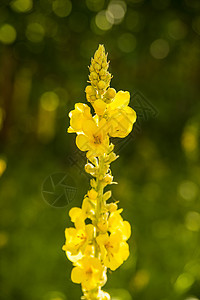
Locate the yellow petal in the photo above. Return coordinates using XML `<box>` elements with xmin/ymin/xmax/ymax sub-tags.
<box><xmin>66</xmin><ymin>251</ymin><xmax>83</xmax><ymax>263</ymax></box>
<box><xmin>109</xmin><ymin>91</ymin><xmax>130</xmax><ymax>110</ymax></box>
<box><xmin>74</xmin><ymin>218</ymin><xmax>85</xmax><ymax>230</ymax></box>
<box><xmin>93</xmin><ymin>99</ymin><xmax>107</xmax><ymax>115</ymax></box>
<box><xmin>82</xmin><ymin>198</ymin><xmax>95</xmax><ymax>216</ymax></box>
<box><xmin>71</xmin><ymin>266</ymin><xmax>84</xmax><ymax>283</ymax></box>
<box><xmin>67</xmin><ymin>126</ymin><xmax>75</xmax><ymax>133</ymax></box>
<box><xmin>108</xmin><ymin>108</ymin><xmax>136</xmax><ymax>138</ymax></box>
<box><xmin>96</xmin><ymin>233</ymin><xmax>109</xmax><ymax>246</ymax></box>
<box><xmin>70</xmin><ymin>113</ymin><xmax>83</xmax><ymax>131</ymax></box>
<box><xmin>76</xmin><ymin>134</ymin><xmax>89</xmax><ymax>151</ymax></box>
<box><xmin>105</xmin><ymin>255</ymin><xmax>122</xmax><ymax>271</ymax></box>
<box><xmin>82</xmin><ymin>120</ymin><xmax>98</xmax><ymax>137</ymax></box>
<box><xmin>75</xmin><ymin>103</ymin><xmax>91</xmax><ymax>118</ymax></box>
<box><xmin>69</xmin><ymin>207</ymin><xmax>82</xmax><ymax>223</ymax></box>
<box><xmin>99</xmin><ymin>118</ymin><xmax>109</xmax><ymax>138</ymax></box>
<box><xmin>85</xmin><ymin>224</ymin><xmax>94</xmax><ymax>239</ymax></box>
<box><xmin>124</xmin><ymin>106</ymin><xmax>137</xmax><ymax>123</ymax></box>
<box><xmin>122</xmin><ymin>221</ymin><xmax>131</xmax><ymax>240</ymax></box>
<box><xmin>64</xmin><ymin>227</ymin><xmax>76</xmax><ymax>239</ymax></box>
<box><xmin>119</xmin><ymin>242</ymin><xmax>130</xmax><ymax>261</ymax></box>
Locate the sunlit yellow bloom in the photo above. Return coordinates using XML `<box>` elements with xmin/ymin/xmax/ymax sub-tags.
<box><xmin>62</xmin><ymin>223</ymin><xmax>94</xmax><ymax>259</ymax></box>
<box><xmin>68</xmin><ymin>103</ymin><xmax>92</xmax><ymax>133</ymax></box>
<box><xmin>108</xmin><ymin>210</ymin><xmax>131</xmax><ymax>241</ymax></box>
<box><xmin>96</xmin><ymin>232</ymin><xmax>129</xmax><ymax>270</ymax></box>
<box><xmin>71</xmin><ymin>257</ymin><xmax>104</xmax><ymax>290</ymax></box>
<box><xmin>76</xmin><ymin>119</ymin><xmax>109</xmax><ymax>158</ymax></box>
<box><xmin>106</xmin><ymin>91</ymin><xmax>137</xmax><ymax>138</ymax></box>
<box><xmin>69</xmin><ymin>198</ymin><xmax>96</xmax><ymax>228</ymax></box>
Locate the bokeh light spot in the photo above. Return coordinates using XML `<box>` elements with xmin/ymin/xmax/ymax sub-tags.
<box><xmin>26</xmin><ymin>23</ymin><xmax>45</xmax><ymax>43</ymax></box>
<box><xmin>0</xmin><ymin>231</ymin><xmax>8</xmax><ymax>248</ymax></box>
<box><xmin>0</xmin><ymin>24</ymin><xmax>16</xmax><ymax>44</ymax></box>
<box><xmin>107</xmin><ymin>288</ymin><xmax>132</xmax><ymax>300</ymax></box>
<box><xmin>132</xmin><ymin>269</ymin><xmax>150</xmax><ymax>290</ymax></box>
<box><xmin>105</xmin><ymin>10</ymin><xmax>115</xmax><ymax>25</ymax></box>
<box><xmin>185</xmin><ymin>211</ymin><xmax>200</xmax><ymax>232</ymax></box>
<box><xmin>10</xmin><ymin>0</ymin><xmax>32</xmax><ymax>13</ymax></box>
<box><xmin>95</xmin><ymin>10</ymin><xmax>113</xmax><ymax>30</ymax></box>
<box><xmin>52</xmin><ymin>0</ymin><xmax>72</xmax><ymax>18</ymax></box>
<box><xmin>178</xmin><ymin>181</ymin><xmax>198</xmax><ymax>201</ymax></box>
<box><xmin>174</xmin><ymin>273</ymin><xmax>194</xmax><ymax>293</ymax></box>
<box><xmin>182</xmin><ymin>124</ymin><xmax>198</xmax><ymax>154</ymax></box>
<box><xmin>118</xmin><ymin>33</ymin><xmax>137</xmax><ymax>53</ymax></box>
<box><xmin>150</xmin><ymin>39</ymin><xmax>170</xmax><ymax>59</ymax></box>
<box><xmin>41</xmin><ymin>92</ymin><xmax>59</xmax><ymax>112</ymax></box>
<box><xmin>44</xmin><ymin>291</ymin><xmax>66</xmax><ymax>300</ymax></box>
<box><xmin>182</xmin><ymin>132</ymin><xmax>197</xmax><ymax>152</ymax></box>
<box><xmin>108</xmin><ymin>0</ymin><xmax>126</xmax><ymax>24</ymax></box>
<box><xmin>0</xmin><ymin>159</ymin><xmax>7</xmax><ymax>177</ymax></box>
<box><xmin>168</xmin><ymin>20</ymin><xmax>188</xmax><ymax>40</ymax></box>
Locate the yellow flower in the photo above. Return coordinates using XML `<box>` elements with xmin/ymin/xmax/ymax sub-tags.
<box><xmin>71</xmin><ymin>256</ymin><xmax>104</xmax><ymax>291</ymax></box>
<box><xmin>68</xmin><ymin>103</ymin><xmax>92</xmax><ymax>133</ymax></box>
<box><xmin>108</xmin><ymin>210</ymin><xmax>131</xmax><ymax>241</ymax></box>
<box><xmin>69</xmin><ymin>197</ymin><xmax>96</xmax><ymax>227</ymax></box>
<box><xmin>76</xmin><ymin>118</ymin><xmax>109</xmax><ymax>158</ymax></box>
<box><xmin>62</xmin><ymin>223</ymin><xmax>94</xmax><ymax>260</ymax></box>
<box><xmin>106</xmin><ymin>91</ymin><xmax>137</xmax><ymax>138</ymax></box>
<box><xmin>69</xmin><ymin>194</ymin><xmax>97</xmax><ymax>224</ymax></box>
<box><xmin>96</xmin><ymin>232</ymin><xmax>129</xmax><ymax>271</ymax></box>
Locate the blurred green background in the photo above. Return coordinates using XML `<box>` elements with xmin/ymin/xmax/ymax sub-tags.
<box><xmin>0</xmin><ymin>0</ymin><xmax>200</xmax><ymax>299</ymax></box>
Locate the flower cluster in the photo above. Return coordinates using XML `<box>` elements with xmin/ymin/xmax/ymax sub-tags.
<box><xmin>63</xmin><ymin>45</ymin><xmax>137</xmax><ymax>300</ymax></box>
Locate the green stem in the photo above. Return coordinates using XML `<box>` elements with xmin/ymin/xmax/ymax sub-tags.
<box><xmin>87</xmin><ymin>156</ymin><xmax>105</xmax><ymax>300</ymax></box>
<box><xmin>94</xmin><ymin>156</ymin><xmax>105</xmax><ymax>258</ymax></box>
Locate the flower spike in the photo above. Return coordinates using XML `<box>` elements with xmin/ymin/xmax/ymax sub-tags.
<box><xmin>63</xmin><ymin>45</ymin><xmax>137</xmax><ymax>300</ymax></box>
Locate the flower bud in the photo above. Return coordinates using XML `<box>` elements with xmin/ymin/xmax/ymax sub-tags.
<box><xmin>106</xmin><ymin>88</ymin><xmax>116</xmax><ymax>99</ymax></box>
<box><xmin>85</xmin><ymin>163</ymin><xmax>96</xmax><ymax>175</ymax></box>
<box><xmin>88</xmin><ymin>188</ymin><xmax>98</xmax><ymax>200</ymax></box>
<box><xmin>98</xmin><ymin>80</ymin><xmax>106</xmax><ymax>90</ymax></box>
<box><xmin>90</xmin><ymin>71</ymin><xmax>98</xmax><ymax>80</ymax></box>
<box><xmin>85</xmin><ymin>85</ymin><xmax>96</xmax><ymax>95</ymax></box>
<box><xmin>107</xmin><ymin>202</ymin><xmax>118</xmax><ymax>212</ymax></box>
<box><xmin>94</xmin><ymin>63</ymin><xmax>101</xmax><ymax>71</ymax></box>
<box><xmin>104</xmin><ymin>174</ymin><xmax>113</xmax><ymax>185</ymax></box>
